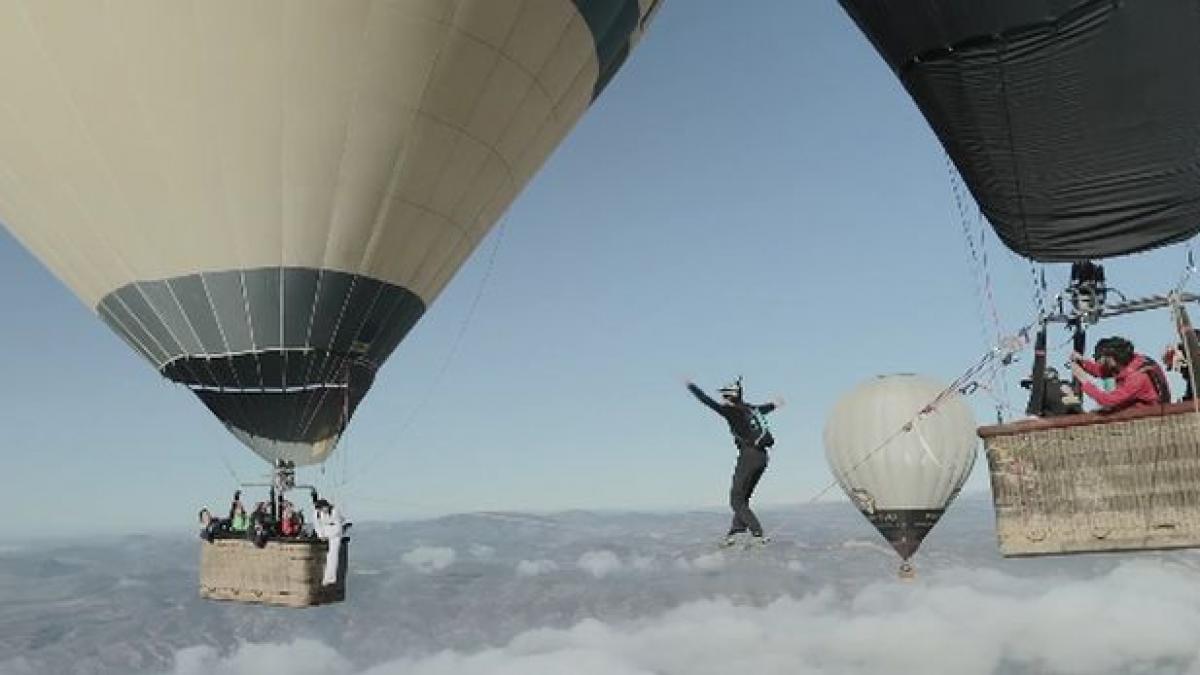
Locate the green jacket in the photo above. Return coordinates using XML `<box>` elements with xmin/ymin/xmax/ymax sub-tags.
<box><xmin>229</xmin><ymin>511</ymin><xmax>250</xmax><ymax>533</ymax></box>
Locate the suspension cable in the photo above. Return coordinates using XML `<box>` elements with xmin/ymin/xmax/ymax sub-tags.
<box><xmin>340</xmin><ymin>218</ymin><xmax>509</xmax><ymax>488</ymax></box>
<box><xmin>947</xmin><ymin>155</ymin><xmax>1004</xmax><ymax>347</ymax></box>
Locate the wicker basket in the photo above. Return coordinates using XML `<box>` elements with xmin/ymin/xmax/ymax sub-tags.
<box><xmin>199</xmin><ymin>537</ymin><xmax>348</xmax><ymax>607</ymax></box>
<box><xmin>980</xmin><ymin>401</ymin><xmax>1200</xmax><ymax>556</ymax></box>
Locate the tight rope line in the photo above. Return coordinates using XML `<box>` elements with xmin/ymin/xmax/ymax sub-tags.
<box><xmin>766</xmin><ymin>330</ymin><xmax>1031</xmax><ymax>546</ymax></box>
<box><xmin>802</xmin><ymin>324</ymin><xmax>1034</xmax><ymax>506</ymax></box>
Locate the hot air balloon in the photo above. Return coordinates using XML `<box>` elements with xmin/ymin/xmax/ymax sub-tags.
<box><xmin>839</xmin><ymin>0</ymin><xmax>1200</xmax><ymax>557</ymax></box>
<box><xmin>824</xmin><ymin>374</ymin><xmax>978</xmax><ymax>576</ymax></box>
<box><xmin>0</xmin><ymin>0</ymin><xmax>663</xmax><ymax>605</ymax></box>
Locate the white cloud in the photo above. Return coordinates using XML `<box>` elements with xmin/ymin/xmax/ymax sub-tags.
<box><xmin>152</xmin><ymin>561</ymin><xmax>1200</xmax><ymax>675</ymax></box>
<box><xmin>470</xmin><ymin>544</ymin><xmax>496</xmax><ymax>559</ymax></box>
<box><xmin>690</xmin><ymin>552</ymin><xmax>725</xmax><ymax>572</ymax></box>
<box><xmin>674</xmin><ymin>552</ymin><xmax>725</xmax><ymax>573</ymax></box>
<box><xmin>402</xmin><ymin>546</ymin><xmax>457</xmax><ymax>574</ymax></box>
<box><xmin>516</xmin><ymin>559</ymin><xmax>560</xmax><ymax>577</ymax></box>
<box><xmin>159</xmin><ymin>640</ymin><xmax>351</xmax><ymax>675</ymax></box>
<box><xmin>629</xmin><ymin>555</ymin><xmax>658</xmax><ymax>572</ymax></box>
<box><xmin>839</xmin><ymin>539</ymin><xmax>894</xmax><ymax>556</ymax></box>
<box><xmin>576</xmin><ymin>550</ymin><xmax>623</xmax><ymax>579</ymax></box>
<box><xmin>786</xmin><ymin>560</ymin><xmax>804</xmax><ymax>573</ymax></box>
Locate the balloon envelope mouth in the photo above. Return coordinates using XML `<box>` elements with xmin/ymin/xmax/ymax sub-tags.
<box><xmin>862</xmin><ymin>508</ymin><xmax>945</xmax><ymax>561</ymax></box>
<box><xmin>225</xmin><ymin>424</ymin><xmax>341</xmax><ymax>467</ymax></box>
<box><xmin>175</xmin><ymin>349</ymin><xmax>376</xmax><ymax>463</ymax></box>
<box><xmin>95</xmin><ymin>267</ymin><xmax>422</xmax><ymax>465</ymax></box>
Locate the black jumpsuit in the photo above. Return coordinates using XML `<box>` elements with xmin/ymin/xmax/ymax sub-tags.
<box><xmin>688</xmin><ymin>384</ymin><xmax>776</xmax><ymax>537</ymax></box>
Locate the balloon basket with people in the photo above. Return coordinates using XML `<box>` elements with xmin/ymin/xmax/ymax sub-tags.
<box><xmin>196</xmin><ymin>460</ymin><xmax>351</xmax><ymax>608</ymax></box>
<box><xmin>979</xmin><ymin>273</ymin><xmax>1200</xmax><ymax>557</ymax></box>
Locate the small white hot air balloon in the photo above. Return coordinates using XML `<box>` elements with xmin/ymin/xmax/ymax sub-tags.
<box><xmin>823</xmin><ymin>374</ymin><xmax>978</xmax><ymax>572</ymax></box>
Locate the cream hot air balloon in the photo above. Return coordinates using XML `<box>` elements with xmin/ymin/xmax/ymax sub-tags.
<box><xmin>823</xmin><ymin>374</ymin><xmax>977</xmax><ymax>575</ymax></box>
<box><xmin>0</xmin><ymin>0</ymin><xmax>664</xmax><ymax>468</ymax></box>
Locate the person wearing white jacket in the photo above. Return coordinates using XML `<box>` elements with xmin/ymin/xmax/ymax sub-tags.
<box><xmin>311</xmin><ymin>493</ymin><xmax>346</xmax><ymax>586</ymax></box>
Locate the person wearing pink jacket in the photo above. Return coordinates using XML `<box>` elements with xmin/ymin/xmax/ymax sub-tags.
<box><xmin>1070</xmin><ymin>337</ymin><xmax>1170</xmax><ymax>411</ymax></box>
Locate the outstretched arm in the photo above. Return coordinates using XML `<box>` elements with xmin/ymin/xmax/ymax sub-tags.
<box><xmin>686</xmin><ymin>382</ymin><xmax>722</xmax><ymax>413</ymax></box>
<box><xmin>1079</xmin><ymin>370</ymin><xmax>1153</xmax><ymax>410</ymax></box>
<box><xmin>755</xmin><ymin>395</ymin><xmax>784</xmax><ymax>415</ymax></box>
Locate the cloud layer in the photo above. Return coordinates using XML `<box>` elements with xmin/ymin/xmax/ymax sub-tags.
<box><xmin>401</xmin><ymin>546</ymin><xmax>457</xmax><ymax>574</ymax></box>
<box><xmin>516</xmin><ymin>559</ymin><xmax>559</xmax><ymax>577</ymax></box>
<box><xmin>576</xmin><ymin>550</ymin><xmax>623</xmax><ymax>579</ymax></box>
<box><xmin>151</xmin><ymin>561</ymin><xmax>1200</xmax><ymax>675</ymax></box>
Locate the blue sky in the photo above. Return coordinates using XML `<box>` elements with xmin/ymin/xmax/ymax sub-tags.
<box><xmin>2</xmin><ymin>1</ymin><xmax>1193</xmax><ymax>539</ymax></box>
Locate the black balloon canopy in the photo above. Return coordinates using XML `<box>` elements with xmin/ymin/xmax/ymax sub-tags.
<box><xmin>841</xmin><ymin>0</ymin><xmax>1200</xmax><ymax>262</ymax></box>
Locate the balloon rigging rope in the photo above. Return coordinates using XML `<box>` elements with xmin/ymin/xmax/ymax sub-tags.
<box><xmin>947</xmin><ymin>155</ymin><xmax>1004</xmax><ymax>350</ymax></box>
<box><xmin>338</xmin><ymin>218</ymin><xmax>509</xmax><ymax>491</ymax></box>
<box><xmin>969</xmin><ymin>378</ymin><xmax>1024</xmax><ymax>421</ymax></box>
<box><xmin>194</xmin><ymin>418</ymin><xmax>244</xmax><ymax>487</ymax></box>
<box><xmin>1029</xmin><ymin>263</ymin><xmax>1048</xmax><ymax>320</ymax></box>
<box><xmin>215</xmin><ymin>447</ymin><xmax>243</xmax><ymax>486</ymax></box>
<box><xmin>947</xmin><ymin>155</ymin><xmax>1016</xmax><ymax>415</ymax></box>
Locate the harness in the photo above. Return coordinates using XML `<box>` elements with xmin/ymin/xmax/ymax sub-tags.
<box><xmin>1138</xmin><ymin>356</ymin><xmax>1172</xmax><ymax>404</ymax></box>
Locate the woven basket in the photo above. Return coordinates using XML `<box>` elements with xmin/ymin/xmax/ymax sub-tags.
<box><xmin>980</xmin><ymin>401</ymin><xmax>1200</xmax><ymax>556</ymax></box>
<box><xmin>199</xmin><ymin>537</ymin><xmax>348</xmax><ymax>607</ymax></box>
